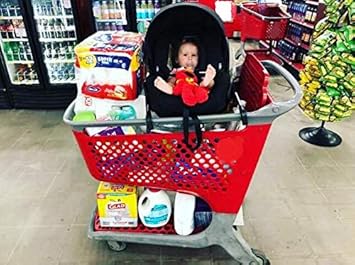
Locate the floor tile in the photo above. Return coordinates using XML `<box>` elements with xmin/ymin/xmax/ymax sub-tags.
<box><xmin>0</xmin><ymin>227</ymin><xmax>23</xmax><ymax>263</ymax></box>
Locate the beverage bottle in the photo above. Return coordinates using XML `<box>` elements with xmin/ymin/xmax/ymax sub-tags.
<box><xmin>5</xmin><ymin>43</ymin><xmax>14</xmax><ymax>61</ymax></box>
<box><xmin>136</xmin><ymin>0</ymin><xmax>143</xmax><ymax>19</ymax></box>
<box><xmin>108</xmin><ymin>1</ymin><xmax>115</xmax><ymax>19</ymax></box>
<box><xmin>116</xmin><ymin>22</ymin><xmax>124</xmax><ymax>31</ymax></box>
<box><xmin>114</xmin><ymin>1</ymin><xmax>121</xmax><ymax>19</ymax></box>
<box><xmin>101</xmin><ymin>1</ymin><xmax>110</xmax><ymax>19</ymax></box>
<box><xmin>59</xmin><ymin>43</ymin><xmax>66</xmax><ymax>59</ymax></box>
<box><xmin>92</xmin><ymin>1</ymin><xmax>102</xmax><ymax>19</ymax></box>
<box><xmin>141</xmin><ymin>0</ymin><xmax>148</xmax><ymax>19</ymax></box>
<box><xmin>19</xmin><ymin>42</ymin><xmax>26</xmax><ymax>61</ymax></box>
<box><xmin>12</xmin><ymin>42</ymin><xmax>19</xmax><ymax>61</ymax></box>
<box><xmin>121</xmin><ymin>1</ymin><xmax>126</xmax><ymax>22</ymax></box>
<box><xmin>25</xmin><ymin>42</ymin><xmax>33</xmax><ymax>60</ymax></box>
<box><xmin>154</xmin><ymin>0</ymin><xmax>160</xmax><ymax>15</ymax></box>
<box><xmin>44</xmin><ymin>43</ymin><xmax>51</xmax><ymax>59</ymax></box>
<box><xmin>147</xmin><ymin>0</ymin><xmax>154</xmax><ymax>19</ymax></box>
<box><xmin>66</xmin><ymin>42</ymin><xmax>73</xmax><ymax>59</ymax></box>
<box><xmin>63</xmin><ymin>0</ymin><xmax>73</xmax><ymax>15</ymax></box>
<box><xmin>104</xmin><ymin>22</ymin><xmax>111</xmax><ymax>31</ymax></box>
<box><xmin>110</xmin><ymin>22</ymin><xmax>116</xmax><ymax>31</ymax></box>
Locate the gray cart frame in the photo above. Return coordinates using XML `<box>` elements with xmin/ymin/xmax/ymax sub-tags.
<box><xmin>63</xmin><ymin>61</ymin><xmax>302</xmax><ymax>265</ymax></box>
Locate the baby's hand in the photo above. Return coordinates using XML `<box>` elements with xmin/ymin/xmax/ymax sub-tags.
<box><xmin>201</xmin><ymin>64</ymin><xmax>216</xmax><ymax>87</ymax></box>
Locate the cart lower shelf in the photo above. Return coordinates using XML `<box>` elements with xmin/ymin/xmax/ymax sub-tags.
<box><xmin>88</xmin><ymin>207</ymin><xmax>270</xmax><ymax>265</ymax></box>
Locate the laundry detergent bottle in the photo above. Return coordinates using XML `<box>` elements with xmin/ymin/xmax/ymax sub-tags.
<box><xmin>138</xmin><ymin>189</ymin><xmax>172</xmax><ymax>227</ymax></box>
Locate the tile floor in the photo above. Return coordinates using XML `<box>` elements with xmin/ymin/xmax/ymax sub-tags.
<box><xmin>0</xmin><ymin>46</ymin><xmax>355</xmax><ymax>265</ymax></box>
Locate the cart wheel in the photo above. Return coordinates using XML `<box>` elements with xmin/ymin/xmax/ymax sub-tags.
<box><xmin>251</xmin><ymin>249</ymin><xmax>270</xmax><ymax>265</ymax></box>
<box><xmin>107</xmin><ymin>241</ymin><xmax>127</xmax><ymax>252</ymax></box>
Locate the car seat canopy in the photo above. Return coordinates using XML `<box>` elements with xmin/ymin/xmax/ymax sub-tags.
<box><xmin>143</xmin><ymin>3</ymin><xmax>229</xmax><ymax>78</ymax></box>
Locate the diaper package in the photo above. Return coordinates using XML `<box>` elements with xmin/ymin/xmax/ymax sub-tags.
<box><xmin>74</xmin><ymin>31</ymin><xmax>144</xmax><ymax>113</ymax></box>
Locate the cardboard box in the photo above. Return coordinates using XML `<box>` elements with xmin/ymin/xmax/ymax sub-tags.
<box><xmin>97</xmin><ymin>182</ymin><xmax>138</xmax><ymax>227</ymax></box>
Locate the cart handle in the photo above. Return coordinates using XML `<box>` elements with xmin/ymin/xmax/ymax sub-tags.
<box><xmin>63</xmin><ymin>61</ymin><xmax>301</xmax><ymax>131</ymax></box>
<box><xmin>247</xmin><ymin>60</ymin><xmax>302</xmax><ymax>122</ymax></box>
<box><xmin>240</xmin><ymin>2</ymin><xmax>291</xmax><ymax>21</ymax></box>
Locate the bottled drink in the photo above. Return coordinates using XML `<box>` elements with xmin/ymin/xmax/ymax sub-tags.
<box><xmin>147</xmin><ymin>0</ymin><xmax>154</xmax><ymax>19</ymax></box>
<box><xmin>12</xmin><ymin>43</ymin><xmax>19</xmax><ymax>61</ymax></box>
<box><xmin>25</xmin><ymin>42</ymin><xmax>33</xmax><ymax>60</ymax></box>
<box><xmin>4</xmin><ymin>43</ymin><xmax>14</xmax><ymax>61</ymax></box>
<box><xmin>101</xmin><ymin>1</ymin><xmax>110</xmax><ymax>19</ymax></box>
<box><xmin>154</xmin><ymin>0</ymin><xmax>160</xmax><ymax>15</ymax></box>
<box><xmin>121</xmin><ymin>1</ymin><xmax>126</xmax><ymax>22</ymax></box>
<box><xmin>92</xmin><ymin>1</ymin><xmax>101</xmax><ymax>19</ymax></box>
<box><xmin>19</xmin><ymin>42</ymin><xmax>26</xmax><ymax>61</ymax></box>
<box><xmin>116</xmin><ymin>22</ymin><xmax>123</xmax><ymax>31</ymax></box>
<box><xmin>110</xmin><ymin>22</ymin><xmax>116</xmax><ymax>31</ymax></box>
<box><xmin>63</xmin><ymin>0</ymin><xmax>73</xmax><ymax>15</ymax></box>
<box><xmin>59</xmin><ymin>43</ymin><xmax>66</xmax><ymax>59</ymax></box>
<box><xmin>136</xmin><ymin>0</ymin><xmax>143</xmax><ymax>19</ymax></box>
<box><xmin>141</xmin><ymin>0</ymin><xmax>148</xmax><ymax>19</ymax></box>
<box><xmin>114</xmin><ymin>1</ymin><xmax>122</xmax><ymax>19</ymax></box>
<box><xmin>109</xmin><ymin>1</ymin><xmax>115</xmax><ymax>19</ymax></box>
<box><xmin>103</xmin><ymin>22</ymin><xmax>110</xmax><ymax>31</ymax></box>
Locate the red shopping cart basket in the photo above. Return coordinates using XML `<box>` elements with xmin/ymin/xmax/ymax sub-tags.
<box><xmin>240</xmin><ymin>2</ymin><xmax>290</xmax><ymax>41</ymax></box>
<box><xmin>64</xmin><ymin>59</ymin><xmax>300</xmax><ymax>215</ymax></box>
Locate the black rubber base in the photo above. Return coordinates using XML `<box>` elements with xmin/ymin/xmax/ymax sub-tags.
<box><xmin>299</xmin><ymin>126</ymin><xmax>342</xmax><ymax>147</ymax></box>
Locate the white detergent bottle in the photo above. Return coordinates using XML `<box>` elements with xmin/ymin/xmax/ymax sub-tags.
<box><xmin>138</xmin><ymin>188</ymin><xmax>172</xmax><ymax>227</ymax></box>
<box><xmin>174</xmin><ymin>192</ymin><xmax>196</xmax><ymax>235</ymax></box>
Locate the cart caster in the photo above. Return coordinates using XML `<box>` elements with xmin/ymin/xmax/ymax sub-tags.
<box><xmin>251</xmin><ymin>249</ymin><xmax>270</xmax><ymax>265</ymax></box>
<box><xmin>107</xmin><ymin>241</ymin><xmax>127</xmax><ymax>252</ymax></box>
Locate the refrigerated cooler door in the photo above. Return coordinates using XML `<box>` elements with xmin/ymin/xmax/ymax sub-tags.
<box><xmin>30</xmin><ymin>0</ymin><xmax>77</xmax><ymax>85</ymax></box>
<box><xmin>92</xmin><ymin>0</ymin><xmax>128</xmax><ymax>31</ymax></box>
<box><xmin>0</xmin><ymin>0</ymin><xmax>40</xmax><ymax>85</ymax></box>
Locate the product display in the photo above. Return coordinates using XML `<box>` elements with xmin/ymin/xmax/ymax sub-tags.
<box><xmin>0</xmin><ymin>1</ymin><xmax>39</xmax><ymax>85</ymax></box>
<box><xmin>299</xmin><ymin>0</ymin><xmax>354</xmax><ymax>122</ymax></box>
<box><xmin>135</xmin><ymin>0</ymin><xmax>170</xmax><ymax>33</ymax></box>
<box><xmin>32</xmin><ymin>0</ymin><xmax>78</xmax><ymax>84</ymax></box>
<box><xmin>92</xmin><ymin>0</ymin><xmax>127</xmax><ymax>31</ymax></box>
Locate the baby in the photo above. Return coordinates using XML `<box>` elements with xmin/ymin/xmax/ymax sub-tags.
<box><xmin>154</xmin><ymin>39</ymin><xmax>216</xmax><ymax>106</ymax></box>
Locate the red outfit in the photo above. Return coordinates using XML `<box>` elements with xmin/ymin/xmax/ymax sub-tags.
<box><xmin>172</xmin><ymin>68</ymin><xmax>209</xmax><ymax>107</ymax></box>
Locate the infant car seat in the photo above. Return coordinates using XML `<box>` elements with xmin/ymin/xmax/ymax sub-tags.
<box><xmin>143</xmin><ymin>3</ymin><xmax>231</xmax><ymax>117</ymax></box>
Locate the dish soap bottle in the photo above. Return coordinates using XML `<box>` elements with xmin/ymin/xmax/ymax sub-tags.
<box><xmin>138</xmin><ymin>189</ymin><xmax>172</xmax><ymax>227</ymax></box>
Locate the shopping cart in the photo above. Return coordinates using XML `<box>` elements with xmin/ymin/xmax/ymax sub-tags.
<box><xmin>237</xmin><ymin>2</ymin><xmax>291</xmax><ymax>64</ymax></box>
<box><xmin>63</xmin><ymin>3</ymin><xmax>301</xmax><ymax>265</ymax></box>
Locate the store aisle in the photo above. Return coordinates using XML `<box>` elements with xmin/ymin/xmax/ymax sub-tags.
<box><xmin>0</xmin><ymin>84</ymin><xmax>354</xmax><ymax>264</ymax></box>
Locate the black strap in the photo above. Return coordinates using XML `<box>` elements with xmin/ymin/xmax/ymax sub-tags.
<box><xmin>183</xmin><ymin>108</ymin><xmax>203</xmax><ymax>151</ymax></box>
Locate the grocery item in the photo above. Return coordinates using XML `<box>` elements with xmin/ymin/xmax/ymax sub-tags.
<box><xmin>97</xmin><ymin>182</ymin><xmax>138</xmax><ymax>227</ymax></box>
<box><xmin>174</xmin><ymin>192</ymin><xmax>195</xmax><ymax>235</ymax></box>
<box><xmin>299</xmin><ymin>1</ymin><xmax>354</xmax><ymax>122</ymax></box>
<box><xmin>138</xmin><ymin>189</ymin><xmax>172</xmax><ymax>228</ymax></box>
<box><xmin>74</xmin><ymin>31</ymin><xmax>144</xmax><ymax>102</ymax></box>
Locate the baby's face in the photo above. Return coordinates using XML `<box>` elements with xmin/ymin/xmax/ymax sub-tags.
<box><xmin>177</xmin><ymin>43</ymin><xmax>198</xmax><ymax>70</ymax></box>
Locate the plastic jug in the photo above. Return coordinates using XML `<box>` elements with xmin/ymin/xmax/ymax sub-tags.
<box><xmin>174</xmin><ymin>192</ymin><xmax>196</xmax><ymax>235</ymax></box>
<box><xmin>138</xmin><ymin>189</ymin><xmax>172</xmax><ymax>227</ymax></box>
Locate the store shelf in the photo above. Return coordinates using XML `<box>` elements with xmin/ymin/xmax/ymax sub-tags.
<box><xmin>0</xmin><ymin>16</ymin><xmax>22</xmax><ymax>20</ymax></box>
<box><xmin>7</xmin><ymin>60</ymin><xmax>35</xmax><ymax>64</ymax></box>
<box><xmin>12</xmin><ymin>80</ymin><xmax>39</xmax><ymax>85</ymax></box>
<box><xmin>284</xmin><ymin>37</ymin><xmax>310</xmax><ymax>50</ymax></box>
<box><xmin>2</xmin><ymin>38</ymin><xmax>28</xmax><ymax>42</ymax></box>
<box><xmin>305</xmin><ymin>0</ymin><xmax>319</xmax><ymax>6</ymax></box>
<box><xmin>39</xmin><ymin>37</ymin><xmax>77</xmax><ymax>42</ymax></box>
<box><xmin>96</xmin><ymin>18</ymin><xmax>127</xmax><ymax>23</ymax></box>
<box><xmin>34</xmin><ymin>15</ymin><xmax>73</xmax><ymax>20</ymax></box>
<box><xmin>45</xmin><ymin>58</ymin><xmax>75</xmax><ymax>63</ymax></box>
<box><xmin>50</xmin><ymin>78</ymin><xmax>76</xmax><ymax>84</ymax></box>
<box><xmin>137</xmin><ymin>18</ymin><xmax>152</xmax><ymax>22</ymax></box>
<box><xmin>290</xmin><ymin>18</ymin><xmax>314</xmax><ymax>29</ymax></box>
<box><xmin>273</xmin><ymin>49</ymin><xmax>305</xmax><ymax>71</ymax></box>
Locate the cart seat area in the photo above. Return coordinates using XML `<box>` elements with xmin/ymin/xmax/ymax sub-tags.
<box><xmin>236</xmin><ymin>53</ymin><xmax>272</xmax><ymax>111</ymax></box>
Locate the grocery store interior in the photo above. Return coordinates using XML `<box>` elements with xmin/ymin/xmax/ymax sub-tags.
<box><xmin>0</xmin><ymin>0</ymin><xmax>354</xmax><ymax>265</ymax></box>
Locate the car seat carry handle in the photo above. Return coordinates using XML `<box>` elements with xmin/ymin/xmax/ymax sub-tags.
<box><xmin>247</xmin><ymin>60</ymin><xmax>302</xmax><ymax>122</ymax></box>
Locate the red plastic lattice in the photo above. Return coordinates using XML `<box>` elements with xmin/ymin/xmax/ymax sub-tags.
<box><xmin>74</xmin><ymin>125</ymin><xmax>271</xmax><ymax>214</ymax></box>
